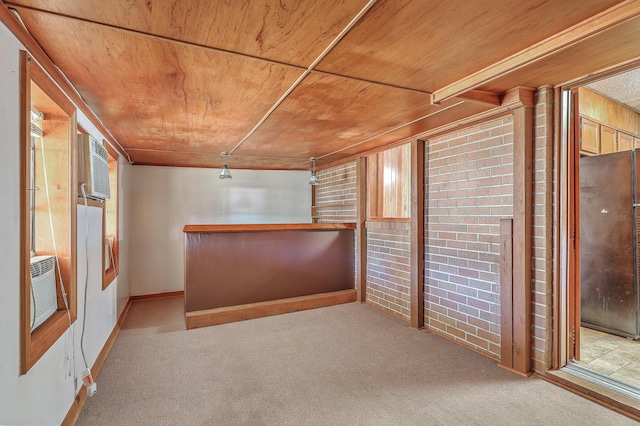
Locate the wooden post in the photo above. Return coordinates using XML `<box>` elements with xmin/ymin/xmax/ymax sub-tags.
<box><xmin>410</xmin><ymin>140</ymin><xmax>425</xmax><ymax>329</ymax></box>
<box><xmin>356</xmin><ymin>157</ymin><xmax>367</xmax><ymax>303</ymax></box>
<box><xmin>512</xmin><ymin>106</ymin><xmax>533</xmax><ymax>374</ymax></box>
<box><xmin>499</xmin><ymin>219</ymin><xmax>514</xmax><ymax>369</ymax></box>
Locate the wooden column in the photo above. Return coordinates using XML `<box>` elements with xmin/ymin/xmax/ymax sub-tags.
<box><xmin>410</xmin><ymin>140</ymin><xmax>425</xmax><ymax>329</ymax></box>
<box><xmin>356</xmin><ymin>157</ymin><xmax>367</xmax><ymax>303</ymax></box>
<box><xmin>512</xmin><ymin>105</ymin><xmax>533</xmax><ymax>375</ymax></box>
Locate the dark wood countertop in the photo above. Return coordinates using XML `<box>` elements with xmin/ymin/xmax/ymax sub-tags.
<box><xmin>183</xmin><ymin>223</ymin><xmax>356</xmax><ymax>233</ymax></box>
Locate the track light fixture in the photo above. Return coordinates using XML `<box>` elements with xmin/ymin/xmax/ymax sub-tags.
<box><xmin>309</xmin><ymin>157</ymin><xmax>320</xmax><ymax>186</ymax></box>
<box><xmin>219</xmin><ymin>152</ymin><xmax>232</xmax><ymax>180</ymax></box>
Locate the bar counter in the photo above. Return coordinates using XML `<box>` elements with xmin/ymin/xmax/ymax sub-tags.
<box><xmin>183</xmin><ymin>223</ymin><xmax>356</xmax><ymax>329</ymax></box>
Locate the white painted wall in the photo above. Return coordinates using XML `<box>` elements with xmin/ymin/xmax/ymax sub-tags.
<box><xmin>129</xmin><ymin>165</ymin><xmax>312</xmax><ymax>295</ymax></box>
<box><xmin>0</xmin><ymin>22</ymin><xmax>130</xmax><ymax>425</ymax></box>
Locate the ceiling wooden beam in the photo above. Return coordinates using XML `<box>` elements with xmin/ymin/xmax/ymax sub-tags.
<box><xmin>431</xmin><ymin>0</ymin><xmax>640</xmax><ymax>104</ymax></box>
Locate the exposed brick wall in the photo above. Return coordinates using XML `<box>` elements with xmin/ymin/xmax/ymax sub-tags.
<box><xmin>314</xmin><ymin>161</ymin><xmax>357</xmax><ymax>223</ymax></box>
<box><xmin>532</xmin><ymin>87</ymin><xmax>554</xmax><ymax>372</ymax></box>
<box><xmin>366</xmin><ymin>220</ymin><xmax>411</xmax><ymax>321</ymax></box>
<box><xmin>424</xmin><ymin>116</ymin><xmax>514</xmax><ymax>357</ymax></box>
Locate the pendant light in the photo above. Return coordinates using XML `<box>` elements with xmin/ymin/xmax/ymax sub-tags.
<box><xmin>219</xmin><ymin>152</ymin><xmax>232</xmax><ymax>180</ymax></box>
<box><xmin>309</xmin><ymin>157</ymin><xmax>320</xmax><ymax>186</ymax></box>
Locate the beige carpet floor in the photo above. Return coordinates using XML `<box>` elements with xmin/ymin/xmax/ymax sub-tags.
<box><xmin>76</xmin><ymin>298</ymin><xmax>637</xmax><ymax>425</ymax></box>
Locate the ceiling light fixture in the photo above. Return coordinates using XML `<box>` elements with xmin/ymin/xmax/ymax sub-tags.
<box><xmin>309</xmin><ymin>157</ymin><xmax>320</xmax><ymax>186</ymax></box>
<box><xmin>219</xmin><ymin>152</ymin><xmax>232</xmax><ymax>180</ymax></box>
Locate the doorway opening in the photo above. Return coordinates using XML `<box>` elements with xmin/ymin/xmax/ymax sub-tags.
<box><xmin>562</xmin><ymin>66</ymin><xmax>640</xmax><ymax>394</ymax></box>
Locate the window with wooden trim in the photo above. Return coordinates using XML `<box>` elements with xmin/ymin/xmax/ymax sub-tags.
<box><xmin>20</xmin><ymin>52</ymin><xmax>77</xmax><ymax>374</ymax></box>
<box><xmin>367</xmin><ymin>143</ymin><xmax>411</xmax><ymax>219</ymax></box>
<box><xmin>103</xmin><ymin>143</ymin><xmax>119</xmax><ymax>289</ymax></box>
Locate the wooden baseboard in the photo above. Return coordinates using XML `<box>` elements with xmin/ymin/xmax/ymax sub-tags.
<box><xmin>186</xmin><ymin>289</ymin><xmax>357</xmax><ymax>330</ymax></box>
<box><xmin>130</xmin><ymin>290</ymin><xmax>184</xmax><ymax>302</ymax></box>
<box><xmin>62</xmin><ymin>298</ymin><xmax>132</xmax><ymax>426</ymax></box>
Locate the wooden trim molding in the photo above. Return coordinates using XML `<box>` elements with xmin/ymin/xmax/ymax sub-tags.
<box><xmin>511</xmin><ymin>105</ymin><xmax>534</xmax><ymax>375</ymax></box>
<box><xmin>410</xmin><ymin>139</ymin><xmax>425</xmax><ymax>329</ymax></box>
<box><xmin>129</xmin><ymin>291</ymin><xmax>185</xmax><ymax>302</ymax></box>
<box><xmin>186</xmin><ymin>289</ymin><xmax>357</xmax><ymax>329</ymax></box>
<box><xmin>499</xmin><ymin>219</ymin><xmax>514</xmax><ymax>369</ymax></box>
<box><xmin>365</xmin><ymin>217</ymin><xmax>411</xmax><ymax>223</ymax></box>
<box><xmin>183</xmin><ymin>223</ymin><xmax>355</xmax><ymax>233</ymax></box>
<box><xmin>356</xmin><ymin>157</ymin><xmax>367</xmax><ymax>303</ymax></box>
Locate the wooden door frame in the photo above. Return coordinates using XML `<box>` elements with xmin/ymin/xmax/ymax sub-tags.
<box><xmin>553</xmin><ymin>85</ymin><xmax>581</xmax><ymax>369</ymax></box>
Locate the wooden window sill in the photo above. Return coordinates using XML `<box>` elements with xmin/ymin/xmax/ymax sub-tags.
<box><xmin>103</xmin><ymin>266</ymin><xmax>117</xmax><ymax>290</ymax></box>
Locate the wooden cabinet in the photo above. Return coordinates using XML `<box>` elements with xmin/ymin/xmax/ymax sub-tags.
<box><xmin>618</xmin><ymin>132</ymin><xmax>634</xmax><ymax>151</ymax></box>
<box><xmin>580</xmin><ymin>116</ymin><xmax>640</xmax><ymax>155</ymax></box>
<box><xmin>580</xmin><ymin>117</ymin><xmax>599</xmax><ymax>154</ymax></box>
<box><xmin>600</xmin><ymin>125</ymin><xmax>617</xmax><ymax>154</ymax></box>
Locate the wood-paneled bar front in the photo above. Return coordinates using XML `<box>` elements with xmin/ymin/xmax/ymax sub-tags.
<box><xmin>183</xmin><ymin>223</ymin><xmax>356</xmax><ymax>329</ymax></box>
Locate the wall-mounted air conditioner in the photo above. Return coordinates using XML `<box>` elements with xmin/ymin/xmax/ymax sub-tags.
<box><xmin>30</xmin><ymin>255</ymin><xmax>58</xmax><ymax>331</ymax></box>
<box><xmin>78</xmin><ymin>134</ymin><xmax>111</xmax><ymax>200</ymax></box>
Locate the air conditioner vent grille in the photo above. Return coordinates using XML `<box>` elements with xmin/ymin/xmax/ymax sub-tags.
<box><xmin>30</xmin><ymin>255</ymin><xmax>55</xmax><ymax>278</ymax></box>
<box><xmin>29</xmin><ymin>255</ymin><xmax>57</xmax><ymax>331</ymax></box>
<box><xmin>79</xmin><ymin>134</ymin><xmax>111</xmax><ymax>200</ymax></box>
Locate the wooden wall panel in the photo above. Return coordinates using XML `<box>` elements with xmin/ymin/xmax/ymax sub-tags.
<box><xmin>183</xmin><ymin>225</ymin><xmax>355</xmax><ymax>311</ymax></box>
<box><xmin>579</xmin><ymin>87</ymin><xmax>640</xmax><ymax>135</ymax></box>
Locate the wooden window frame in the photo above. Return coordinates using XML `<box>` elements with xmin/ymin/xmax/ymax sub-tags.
<box><xmin>103</xmin><ymin>142</ymin><xmax>119</xmax><ymax>289</ymax></box>
<box><xmin>20</xmin><ymin>51</ymin><xmax>77</xmax><ymax>374</ymax></box>
<box><xmin>367</xmin><ymin>143</ymin><xmax>411</xmax><ymax>220</ymax></box>
<box><xmin>76</xmin><ymin>127</ymin><xmax>119</xmax><ymax>289</ymax></box>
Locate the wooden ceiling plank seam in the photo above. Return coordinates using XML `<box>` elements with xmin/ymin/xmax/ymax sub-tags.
<box><xmin>8</xmin><ymin>2</ymin><xmax>440</xmax><ymax>96</ymax></box>
<box><xmin>311</xmin><ymin>69</ymin><xmax>431</xmax><ymax>95</ymax></box>
<box><xmin>1</xmin><ymin>3</ymin><xmax>133</xmax><ymax>163</ymax></box>
<box><xmin>5</xmin><ymin>2</ymin><xmax>308</xmax><ymax>73</ymax></box>
<box><xmin>228</xmin><ymin>0</ymin><xmax>379</xmax><ymax>156</ymax></box>
<box><xmin>431</xmin><ymin>0</ymin><xmax>640</xmax><ymax>104</ymax></box>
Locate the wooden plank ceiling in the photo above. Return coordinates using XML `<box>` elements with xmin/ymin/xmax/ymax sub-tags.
<box><xmin>4</xmin><ymin>0</ymin><xmax>635</xmax><ymax>169</ymax></box>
